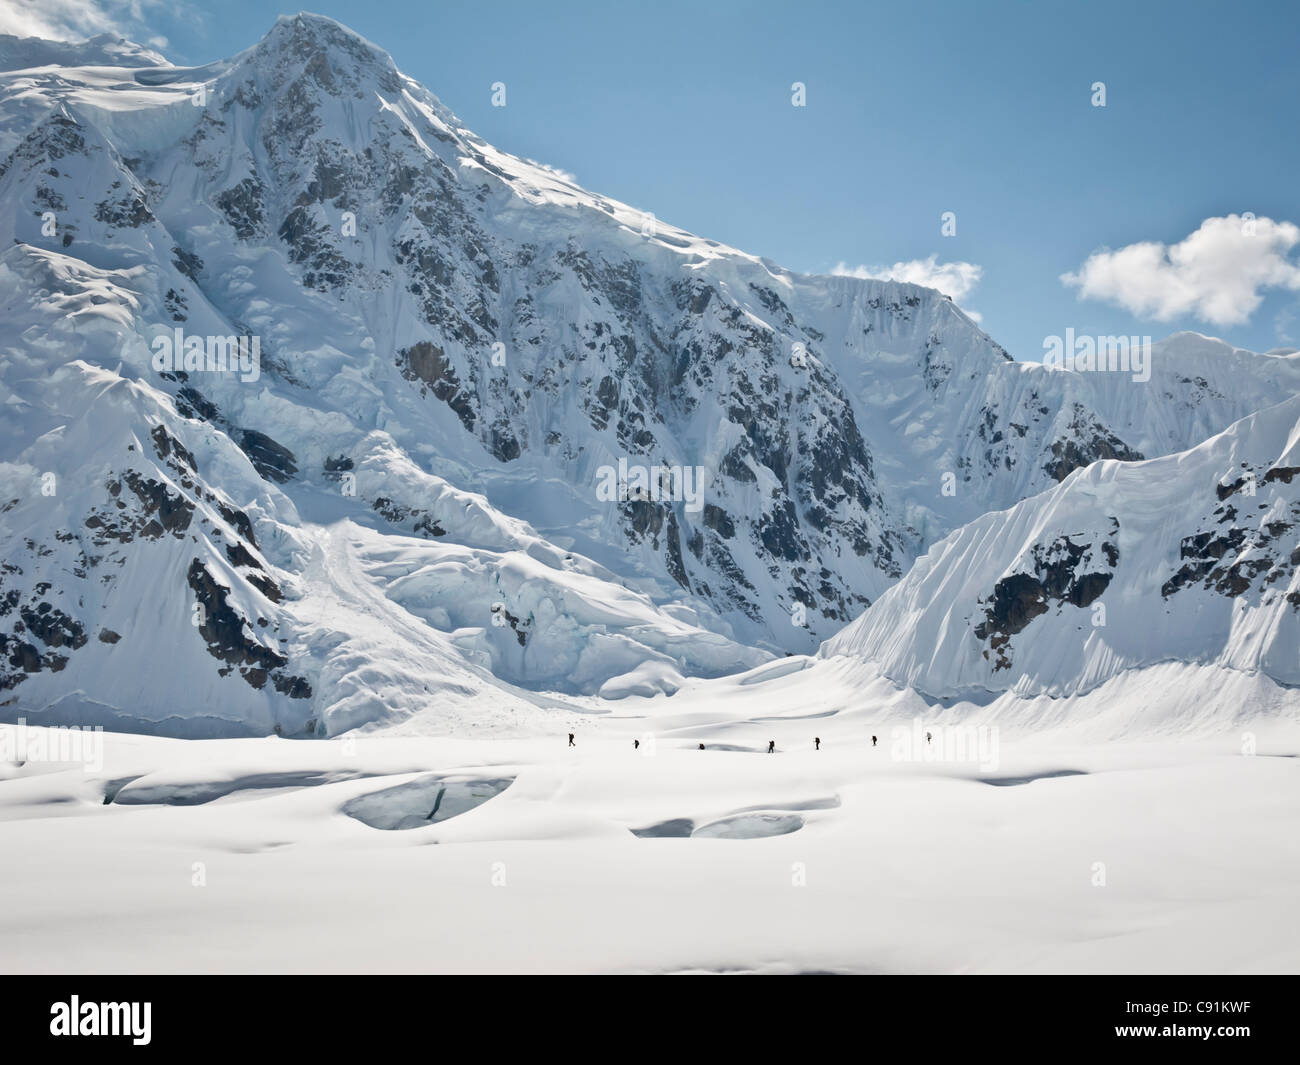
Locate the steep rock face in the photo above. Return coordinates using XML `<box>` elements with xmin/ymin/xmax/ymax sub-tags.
<box><xmin>972</xmin><ymin>523</ymin><xmax>1118</xmax><ymax>672</ymax></box>
<box><xmin>7</xmin><ymin>15</ymin><xmax>1292</xmax><ymax>653</ymax></box>
<box><xmin>0</xmin><ymin>360</ymin><xmax>314</xmax><ymax>734</ymax></box>
<box><xmin>1</xmin><ymin>15</ymin><xmax>1298</xmax><ymax>731</ymax></box>
<box><xmin>822</xmin><ymin>397</ymin><xmax>1300</xmax><ymax>699</ymax></box>
<box><xmin>0</xmin><ymin>252</ymin><xmax>767</xmax><ymax>732</ymax></box>
<box><xmin>158</xmin><ymin>16</ymin><xmax>921</xmax><ymax>644</ymax></box>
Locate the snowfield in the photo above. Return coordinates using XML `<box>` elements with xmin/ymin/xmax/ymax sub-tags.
<box><xmin>2</xmin><ymin>659</ymin><xmax>1297</xmax><ymax>974</ymax></box>
<box><xmin>1</xmin><ymin>13</ymin><xmax>1298</xmax><ymax>976</ymax></box>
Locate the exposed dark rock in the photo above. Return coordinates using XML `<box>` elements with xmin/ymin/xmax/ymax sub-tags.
<box><xmin>703</xmin><ymin>503</ymin><xmax>735</xmax><ymax>540</ymax></box>
<box><xmin>163</xmin><ymin>288</ymin><xmax>187</xmax><ymax>321</ymax></box>
<box><xmin>216</xmin><ymin>501</ymin><xmax>258</xmax><ymax>548</ymax></box>
<box><xmin>93</xmin><ymin>180</ymin><xmax>153</xmax><ymax>228</ymax></box>
<box><xmin>1044</xmin><ymin>408</ymin><xmax>1144</xmax><ymax>482</ymax></box>
<box><xmin>175</xmin><ymin>387</ymin><xmax>220</xmax><ymax>423</ymax></box>
<box><xmin>974</xmin><ymin>530</ymin><xmax>1117</xmax><ymax>671</ymax></box>
<box><xmin>238</xmin><ymin>429</ymin><xmax>298</xmax><ymax>483</ymax></box>
<box><xmin>247</xmin><ymin>571</ymin><xmax>283</xmax><ymax>603</ymax></box>
<box><xmin>186</xmin><ymin>559</ymin><xmax>306</xmax><ymax>696</ymax></box>
<box><xmin>215</xmin><ymin>177</ymin><xmax>265</xmax><ymax>240</ymax></box>
<box><xmin>150</xmin><ymin>424</ymin><xmax>197</xmax><ymax>474</ymax></box>
<box><xmin>85</xmin><ymin>471</ymin><xmax>195</xmax><ymax>546</ymax></box>
<box><xmin>19</xmin><ymin>602</ymin><xmax>86</xmax><ymax>651</ymax></box>
<box><xmin>171</xmin><ymin>245</ymin><xmax>204</xmax><ymax>282</ymax></box>
<box><xmin>490</xmin><ymin>602</ymin><xmax>530</xmax><ymax>647</ymax></box>
<box><xmin>396</xmin><ymin>341</ymin><xmax>476</xmax><ymax>434</ymax></box>
<box><xmin>225</xmin><ymin>542</ymin><xmax>261</xmax><ymax>569</ymax></box>
<box><xmin>372</xmin><ymin>496</ymin><xmax>447</xmax><ymax>538</ymax></box>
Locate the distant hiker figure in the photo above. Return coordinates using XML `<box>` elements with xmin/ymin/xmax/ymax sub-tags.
<box><xmin>568</xmin><ymin>733</ymin><xmax>575</xmax><ymax>747</ymax></box>
<box><xmin>815</xmin><ymin>737</ymin><xmax>821</xmax><ymax>750</ymax></box>
<box><xmin>872</xmin><ymin>735</ymin><xmax>877</xmax><ymax>747</ymax></box>
<box><xmin>926</xmin><ymin>731</ymin><xmax>932</xmax><ymax>746</ymax></box>
<box><xmin>634</xmin><ymin>739</ymin><xmax>640</xmax><ymax>750</ymax></box>
<box><xmin>767</xmin><ymin>740</ymin><xmax>776</xmax><ymax>754</ymax></box>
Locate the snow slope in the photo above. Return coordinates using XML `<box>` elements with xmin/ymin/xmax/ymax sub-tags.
<box><xmin>0</xmin><ymin>252</ymin><xmax>763</xmax><ymax>733</ymax></box>
<box><xmin>2</xmin><ymin>13</ymin><xmax>1298</xmax><ymax>733</ymax></box>
<box><xmin>822</xmin><ymin>396</ymin><xmax>1300</xmax><ymax>699</ymax></box>
<box><xmin>1</xmin><ymin>14</ymin><xmax>1298</xmax><ymax>980</ymax></box>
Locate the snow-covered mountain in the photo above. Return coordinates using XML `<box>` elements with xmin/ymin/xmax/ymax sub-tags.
<box><xmin>823</xmin><ymin>395</ymin><xmax>1300</xmax><ymax>698</ymax></box>
<box><xmin>0</xmin><ymin>340</ymin><xmax>768</xmax><ymax>735</ymax></box>
<box><xmin>2</xmin><ymin>13</ymin><xmax>1297</xmax><ymax>734</ymax></box>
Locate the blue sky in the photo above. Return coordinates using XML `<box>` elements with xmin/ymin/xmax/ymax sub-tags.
<box><xmin>9</xmin><ymin>0</ymin><xmax>1300</xmax><ymax>360</ymax></box>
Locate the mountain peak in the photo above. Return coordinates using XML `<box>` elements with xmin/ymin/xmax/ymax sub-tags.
<box><xmin>230</xmin><ymin>11</ymin><xmax>406</xmax><ymax>102</ymax></box>
<box><xmin>1</xmin><ymin>15</ymin><xmax>1296</xmax><ymax>730</ymax></box>
<box><xmin>255</xmin><ymin>12</ymin><xmax>396</xmax><ymax>70</ymax></box>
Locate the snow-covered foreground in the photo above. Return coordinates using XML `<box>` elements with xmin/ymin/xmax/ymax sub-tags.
<box><xmin>3</xmin><ymin>660</ymin><xmax>1298</xmax><ymax>974</ymax></box>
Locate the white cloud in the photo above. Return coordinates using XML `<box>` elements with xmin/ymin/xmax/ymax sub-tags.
<box><xmin>833</xmin><ymin>255</ymin><xmax>983</xmax><ymax>320</ymax></box>
<box><xmin>1061</xmin><ymin>214</ymin><xmax>1300</xmax><ymax>327</ymax></box>
<box><xmin>0</xmin><ymin>0</ymin><xmax>182</xmax><ymax>47</ymax></box>
<box><xmin>0</xmin><ymin>0</ymin><xmax>120</xmax><ymax>41</ymax></box>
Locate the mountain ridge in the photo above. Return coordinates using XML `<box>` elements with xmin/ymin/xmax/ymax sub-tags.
<box><xmin>1</xmin><ymin>13</ymin><xmax>1296</xmax><ymax>734</ymax></box>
